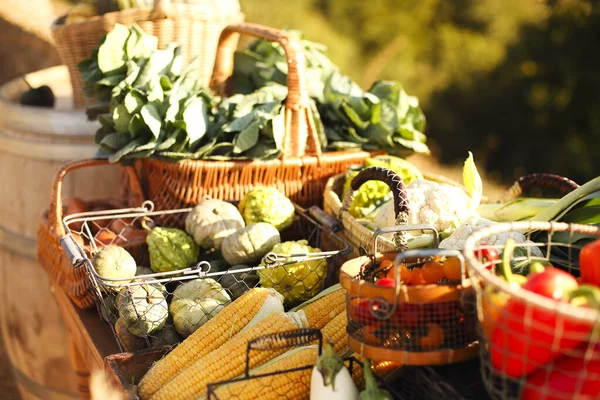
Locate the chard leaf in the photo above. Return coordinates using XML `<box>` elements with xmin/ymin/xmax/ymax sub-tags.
<box><xmin>112</xmin><ymin>104</ymin><xmax>131</xmax><ymax>134</ymax></box>
<box><xmin>108</xmin><ymin>137</ymin><xmax>148</xmax><ymax>163</ymax></box>
<box><xmin>271</xmin><ymin>106</ymin><xmax>286</xmax><ymax>150</ymax></box>
<box><xmin>560</xmin><ymin>206</ymin><xmax>600</xmax><ymax>225</ymax></box>
<box><xmin>123</xmin><ymin>89</ymin><xmax>145</xmax><ymax>114</ymax></box>
<box><xmin>140</xmin><ymin>104</ymin><xmax>162</xmax><ymax>138</ymax></box>
<box><xmin>99</xmin><ymin>132</ymin><xmax>132</xmax><ymax>152</ymax></box>
<box><xmin>97</xmin><ymin>24</ymin><xmax>130</xmax><ymax>73</ymax></box>
<box><xmin>146</xmin><ymin>77</ymin><xmax>164</xmax><ymax>103</ymax></box>
<box><xmin>340</xmin><ymin>102</ymin><xmax>369</xmax><ymax>130</ymax></box>
<box><xmin>134</xmin><ymin>44</ymin><xmax>178</xmax><ymax>88</ymax></box>
<box><xmin>129</xmin><ymin>114</ymin><xmax>148</xmax><ymax>138</ymax></box>
<box><xmin>182</xmin><ymin>97</ymin><xmax>209</xmax><ymax>146</ymax></box>
<box><xmin>224</xmin><ymin>111</ymin><xmax>255</xmax><ymax>133</ymax></box>
<box><xmin>233</xmin><ymin>120</ymin><xmax>260</xmax><ymax>154</ymax></box>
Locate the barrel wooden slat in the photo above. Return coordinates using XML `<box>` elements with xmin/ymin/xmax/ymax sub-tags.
<box><xmin>0</xmin><ymin>66</ymin><xmax>121</xmax><ymax>400</ymax></box>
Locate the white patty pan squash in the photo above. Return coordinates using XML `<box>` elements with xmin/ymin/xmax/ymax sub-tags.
<box><xmin>221</xmin><ymin>222</ymin><xmax>281</xmax><ymax>265</ymax></box>
<box><xmin>169</xmin><ymin>278</ymin><xmax>231</xmax><ymax>337</ymax></box>
<box><xmin>116</xmin><ymin>284</ymin><xmax>169</xmax><ymax>337</ymax></box>
<box><xmin>185</xmin><ymin>199</ymin><xmax>245</xmax><ymax>250</ymax></box>
<box><xmin>92</xmin><ymin>245</ymin><xmax>137</xmax><ymax>282</ymax></box>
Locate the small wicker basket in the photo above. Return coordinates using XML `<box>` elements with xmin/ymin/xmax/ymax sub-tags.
<box><xmin>50</xmin><ymin>0</ymin><xmax>244</xmax><ymax>108</ymax></box>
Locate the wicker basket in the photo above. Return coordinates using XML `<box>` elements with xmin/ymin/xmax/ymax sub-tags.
<box><xmin>463</xmin><ymin>221</ymin><xmax>600</xmax><ymax>400</ymax></box>
<box><xmin>323</xmin><ymin>167</ymin><xmax>448</xmax><ymax>259</ymax></box>
<box><xmin>36</xmin><ymin>159</ymin><xmax>143</xmax><ymax>309</ymax></box>
<box><xmin>121</xmin><ymin>23</ymin><xmax>374</xmax><ymax>227</ymax></box>
<box><xmin>51</xmin><ymin>0</ymin><xmax>244</xmax><ymax>108</ymax></box>
<box><xmin>324</xmin><ymin>170</ymin><xmax>580</xmax><ymax>260</ymax></box>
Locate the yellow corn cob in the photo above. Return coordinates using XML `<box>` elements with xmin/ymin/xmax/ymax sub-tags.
<box><xmin>212</xmin><ymin>346</ymin><xmax>318</xmax><ymax>400</ymax></box>
<box><xmin>149</xmin><ymin>311</ymin><xmax>308</xmax><ymax>400</ymax></box>
<box><xmin>322</xmin><ymin>310</ymin><xmax>349</xmax><ymax>355</ymax></box>
<box><xmin>348</xmin><ymin>359</ymin><xmax>365</xmax><ymax>391</ymax></box>
<box><xmin>138</xmin><ymin>288</ymin><xmax>284</xmax><ymax>399</ymax></box>
<box><xmin>297</xmin><ymin>285</ymin><xmax>346</xmax><ymax>329</ymax></box>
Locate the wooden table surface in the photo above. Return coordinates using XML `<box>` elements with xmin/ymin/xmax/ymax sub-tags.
<box><xmin>52</xmin><ymin>284</ymin><xmax>120</xmax><ymax>388</ymax></box>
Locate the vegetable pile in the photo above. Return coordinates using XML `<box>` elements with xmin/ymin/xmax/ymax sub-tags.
<box><xmin>70</xmin><ymin>188</ymin><xmax>342</xmax><ymax>352</ymax></box>
<box><xmin>477</xmin><ymin>237</ymin><xmax>600</xmax><ymax>400</ymax></box>
<box><xmin>80</xmin><ymin>24</ymin><xmax>430</xmax><ymax>162</ymax></box>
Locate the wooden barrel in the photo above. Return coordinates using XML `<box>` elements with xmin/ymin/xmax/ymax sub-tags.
<box><xmin>0</xmin><ymin>66</ymin><xmax>121</xmax><ymax>399</ymax></box>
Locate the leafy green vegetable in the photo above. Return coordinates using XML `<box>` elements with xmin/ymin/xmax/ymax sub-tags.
<box><xmin>82</xmin><ymin>24</ymin><xmax>430</xmax><ymax>163</ymax></box>
<box><xmin>231</xmin><ymin>31</ymin><xmax>430</xmax><ymax>156</ymax></box>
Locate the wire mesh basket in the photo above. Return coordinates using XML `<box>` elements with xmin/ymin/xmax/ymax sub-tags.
<box><xmin>206</xmin><ymin>328</ymin><xmax>396</xmax><ymax>399</ymax></box>
<box><xmin>463</xmin><ymin>221</ymin><xmax>600</xmax><ymax>400</ymax></box>
<box><xmin>59</xmin><ymin>200</ymin><xmax>351</xmax><ymax>352</ymax></box>
<box><xmin>339</xmin><ymin>224</ymin><xmax>480</xmax><ymax>365</ymax></box>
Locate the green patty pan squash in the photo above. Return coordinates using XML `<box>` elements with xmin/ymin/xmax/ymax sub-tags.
<box><xmin>92</xmin><ymin>245</ymin><xmax>137</xmax><ymax>282</ymax></box>
<box><xmin>146</xmin><ymin>226</ymin><xmax>199</xmax><ymax>273</ymax></box>
<box><xmin>238</xmin><ymin>187</ymin><xmax>295</xmax><ymax>231</ymax></box>
<box><xmin>169</xmin><ymin>278</ymin><xmax>231</xmax><ymax>337</ymax></box>
<box><xmin>258</xmin><ymin>240</ymin><xmax>328</xmax><ymax>306</ymax></box>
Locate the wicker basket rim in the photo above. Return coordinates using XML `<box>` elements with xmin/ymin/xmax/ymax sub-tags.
<box><xmin>51</xmin><ymin>7</ymin><xmax>245</xmax><ymax>30</ymax></box>
<box><xmin>464</xmin><ymin>220</ymin><xmax>600</xmax><ymax>324</ymax></box>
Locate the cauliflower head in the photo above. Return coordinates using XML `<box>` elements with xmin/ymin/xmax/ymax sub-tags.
<box><xmin>374</xmin><ymin>179</ymin><xmax>476</xmax><ymax>233</ymax></box>
<box><xmin>439</xmin><ymin>217</ymin><xmax>543</xmax><ymax>257</ymax></box>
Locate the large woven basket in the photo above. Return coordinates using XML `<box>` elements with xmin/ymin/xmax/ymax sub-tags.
<box><xmin>51</xmin><ymin>0</ymin><xmax>244</xmax><ymax>108</ymax></box>
<box><xmin>36</xmin><ymin>159</ymin><xmax>142</xmax><ymax>309</ymax></box>
<box><xmin>324</xmin><ymin>171</ymin><xmax>580</xmax><ymax>260</ymax></box>
<box><xmin>121</xmin><ymin>23</ymin><xmax>375</xmax><ymax>227</ymax></box>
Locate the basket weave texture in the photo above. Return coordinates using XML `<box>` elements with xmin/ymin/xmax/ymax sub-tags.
<box><xmin>50</xmin><ymin>0</ymin><xmax>244</xmax><ymax>108</ymax></box>
<box><xmin>122</xmin><ymin>22</ymin><xmax>375</xmax><ymax>226</ymax></box>
<box><xmin>36</xmin><ymin>159</ymin><xmax>145</xmax><ymax>309</ymax></box>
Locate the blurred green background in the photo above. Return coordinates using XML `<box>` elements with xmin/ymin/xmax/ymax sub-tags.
<box><xmin>3</xmin><ymin>0</ymin><xmax>597</xmax><ymax>185</ymax></box>
<box><xmin>240</xmin><ymin>0</ymin><xmax>598</xmax><ymax>184</ymax></box>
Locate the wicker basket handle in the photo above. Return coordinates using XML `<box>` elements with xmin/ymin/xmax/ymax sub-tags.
<box><xmin>47</xmin><ymin>158</ymin><xmax>112</xmax><ymax>237</ymax></box>
<box><xmin>500</xmin><ymin>173</ymin><xmax>579</xmax><ymax>202</ymax></box>
<box><xmin>340</xmin><ymin>167</ymin><xmax>410</xmax><ymax>251</ymax></box>
<box><xmin>211</xmin><ymin>23</ymin><xmax>321</xmax><ymax>159</ymax></box>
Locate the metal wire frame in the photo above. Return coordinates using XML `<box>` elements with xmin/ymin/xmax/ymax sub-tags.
<box><xmin>463</xmin><ymin>221</ymin><xmax>600</xmax><ymax>400</ymax></box>
<box><xmin>59</xmin><ymin>200</ymin><xmax>352</xmax><ymax>352</ymax></box>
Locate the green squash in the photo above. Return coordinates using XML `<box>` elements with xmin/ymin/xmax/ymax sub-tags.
<box><xmin>221</xmin><ymin>223</ymin><xmax>281</xmax><ymax>265</ymax></box>
<box><xmin>150</xmin><ymin>325</ymin><xmax>182</xmax><ymax>347</ymax></box>
<box><xmin>219</xmin><ymin>264</ymin><xmax>260</xmax><ymax>300</ymax></box>
<box><xmin>146</xmin><ymin>227</ymin><xmax>199</xmax><ymax>273</ymax></box>
<box><xmin>238</xmin><ymin>188</ymin><xmax>295</xmax><ymax>231</ymax></box>
<box><xmin>114</xmin><ymin>317</ymin><xmax>147</xmax><ymax>352</ymax></box>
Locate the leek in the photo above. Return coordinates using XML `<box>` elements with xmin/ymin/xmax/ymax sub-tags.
<box><xmin>528</xmin><ymin>176</ymin><xmax>600</xmax><ymax>267</ymax></box>
<box><xmin>477</xmin><ymin>198</ymin><xmax>557</xmax><ymax>222</ymax></box>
